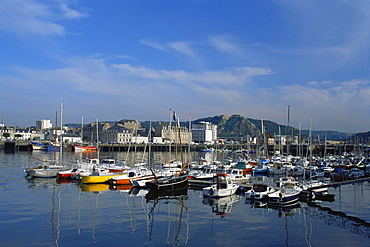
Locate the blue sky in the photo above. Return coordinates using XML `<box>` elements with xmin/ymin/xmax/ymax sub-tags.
<box><xmin>0</xmin><ymin>0</ymin><xmax>369</xmax><ymax>133</ymax></box>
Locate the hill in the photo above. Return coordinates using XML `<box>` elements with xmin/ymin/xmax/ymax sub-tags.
<box><xmin>193</xmin><ymin>114</ymin><xmax>295</xmax><ymax>138</ymax></box>
<box><xmin>193</xmin><ymin>114</ymin><xmax>360</xmax><ymax>141</ymax></box>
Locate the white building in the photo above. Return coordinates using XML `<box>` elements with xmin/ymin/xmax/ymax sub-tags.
<box><xmin>191</xmin><ymin>121</ymin><xmax>217</xmax><ymax>144</ymax></box>
<box><xmin>36</xmin><ymin>119</ymin><xmax>52</xmax><ymax>130</ymax></box>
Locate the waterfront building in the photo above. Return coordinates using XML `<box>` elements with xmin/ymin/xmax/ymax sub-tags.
<box><xmin>100</xmin><ymin>126</ymin><xmax>132</xmax><ymax>143</ymax></box>
<box><xmin>36</xmin><ymin>119</ymin><xmax>52</xmax><ymax>130</ymax></box>
<box><xmin>82</xmin><ymin>122</ymin><xmax>111</xmax><ymax>142</ymax></box>
<box><xmin>117</xmin><ymin>119</ymin><xmax>141</xmax><ymax>132</ymax></box>
<box><xmin>191</xmin><ymin>121</ymin><xmax>217</xmax><ymax>144</ymax></box>
<box><xmin>154</xmin><ymin>122</ymin><xmax>192</xmax><ymax>144</ymax></box>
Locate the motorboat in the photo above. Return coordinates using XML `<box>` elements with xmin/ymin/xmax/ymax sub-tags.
<box><xmin>57</xmin><ymin>168</ymin><xmax>86</xmax><ymax>179</ymax></box>
<box><xmin>109</xmin><ymin>167</ymin><xmax>151</xmax><ymax>185</ymax></box>
<box><xmin>245</xmin><ymin>184</ymin><xmax>275</xmax><ymax>201</ymax></box>
<box><xmin>79</xmin><ymin>168</ymin><xmax>124</xmax><ymax>184</ymax></box>
<box><xmin>202</xmin><ymin>173</ymin><xmax>239</xmax><ymax>198</ymax></box>
<box><xmin>267</xmin><ymin>184</ymin><xmax>302</xmax><ymax>205</ymax></box>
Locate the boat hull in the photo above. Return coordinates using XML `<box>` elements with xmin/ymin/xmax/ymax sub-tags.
<box><xmin>202</xmin><ymin>184</ymin><xmax>239</xmax><ymax>198</ymax></box>
<box><xmin>80</xmin><ymin>174</ymin><xmax>122</xmax><ymax>184</ymax></box>
<box><xmin>145</xmin><ymin>175</ymin><xmax>188</xmax><ymax>192</ymax></box>
<box><xmin>25</xmin><ymin>166</ymin><xmax>67</xmax><ymax>178</ymax></box>
<box><xmin>268</xmin><ymin>189</ymin><xmax>301</xmax><ymax>205</ymax></box>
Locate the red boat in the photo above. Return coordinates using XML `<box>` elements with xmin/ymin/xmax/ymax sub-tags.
<box><xmin>57</xmin><ymin>168</ymin><xmax>85</xmax><ymax>179</ymax></box>
<box><xmin>74</xmin><ymin>145</ymin><xmax>97</xmax><ymax>152</ymax></box>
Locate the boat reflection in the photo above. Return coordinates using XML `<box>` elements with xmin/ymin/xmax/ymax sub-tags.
<box><xmin>129</xmin><ymin>187</ymin><xmax>149</xmax><ymax>197</ymax></box>
<box><xmin>79</xmin><ymin>183</ymin><xmax>110</xmax><ymax>193</ymax></box>
<box><xmin>145</xmin><ymin>187</ymin><xmax>189</xmax><ymax>245</ymax></box>
<box><xmin>109</xmin><ymin>184</ymin><xmax>133</xmax><ymax>191</ymax></box>
<box><xmin>145</xmin><ymin>187</ymin><xmax>188</xmax><ymax>201</ymax></box>
<box><xmin>25</xmin><ymin>177</ymin><xmax>58</xmax><ymax>188</ymax></box>
<box><xmin>202</xmin><ymin>194</ymin><xmax>242</xmax><ymax>218</ymax></box>
<box><xmin>245</xmin><ymin>199</ymin><xmax>301</xmax><ymax>218</ymax></box>
<box><xmin>268</xmin><ymin>201</ymin><xmax>301</xmax><ymax>218</ymax></box>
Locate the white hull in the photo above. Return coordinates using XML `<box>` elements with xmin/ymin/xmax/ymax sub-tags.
<box><xmin>26</xmin><ymin>165</ymin><xmax>67</xmax><ymax>178</ymax></box>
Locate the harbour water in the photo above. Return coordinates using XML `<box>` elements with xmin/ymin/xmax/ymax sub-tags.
<box><xmin>1</xmin><ymin>150</ymin><xmax>370</xmax><ymax>246</ymax></box>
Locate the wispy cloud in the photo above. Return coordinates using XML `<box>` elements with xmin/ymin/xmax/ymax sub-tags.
<box><xmin>168</xmin><ymin>41</ymin><xmax>198</xmax><ymax>59</ymax></box>
<box><xmin>59</xmin><ymin>3</ymin><xmax>87</xmax><ymax>20</ymax></box>
<box><xmin>0</xmin><ymin>0</ymin><xmax>86</xmax><ymax>36</ymax></box>
<box><xmin>208</xmin><ymin>35</ymin><xmax>244</xmax><ymax>57</ymax></box>
<box><xmin>140</xmin><ymin>38</ymin><xmax>167</xmax><ymax>51</ymax></box>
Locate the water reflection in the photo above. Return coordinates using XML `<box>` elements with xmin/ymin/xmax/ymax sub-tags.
<box><xmin>202</xmin><ymin>194</ymin><xmax>242</xmax><ymax>218</ymax></box>
<box><xmin>3</xmin><ymin>151</ymin><xmax>370</xmax><ymax>246</ymax></box>
<box><xmin>145</xmin><ymin>187</ymin><xmax>189</xmax><ymax>245</ymax></box>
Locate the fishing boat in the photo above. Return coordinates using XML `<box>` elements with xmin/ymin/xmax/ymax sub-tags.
<box><xmin>31</xmin><ymin>141</ymin><xmax>47</xmax><ymax>151</ymax></box>
<box><xmin>245</xmin><ymin>184</ymin><xmax>275</xmax><ymax>201</ymax></box>
<box><xmin>145</xmin><ymin>174</ymin><xmax>189</xmax><ymax>192</ymax></box>
<box><xmin>233</xmin><ymin>160</ymin><xmax>253</xmax><ymax>173</ymax></box>
<box><xmin>202</xmin><ymin>173</ymin><xmax>239</xmax><ymax>198</ymax></box>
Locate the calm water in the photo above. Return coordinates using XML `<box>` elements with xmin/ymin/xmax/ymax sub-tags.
<box><xmin>1</xmin><ymin>150</ymin><xmax>370</xmax><ymax>247</ymax></box>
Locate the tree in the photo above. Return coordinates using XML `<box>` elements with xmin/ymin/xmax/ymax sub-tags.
<box><xmin>14</xmin><ymin>134</ymin><xmax>22</xmax><ymax>139</ymax></box>
<box><xmin>3</xmin><ymin>133</ymin><xmax>10</xmax><ymax>139</ymax></box>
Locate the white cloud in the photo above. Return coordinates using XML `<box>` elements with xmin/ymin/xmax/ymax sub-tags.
<box><xmin>0</xmin><ymin>0</ymin><xmax>86</xmax><ymax>36</ymax></box>
<box><xmin>2</xmin><ymin>54</ymin><xmax>368</xmax><ymax>132</ymax></box>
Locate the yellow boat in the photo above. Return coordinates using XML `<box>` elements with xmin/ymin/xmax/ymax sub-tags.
<box><xmin>80</xmin><ymin>173</ymin><xmax>124</xmax><ymax>184</ymax></box>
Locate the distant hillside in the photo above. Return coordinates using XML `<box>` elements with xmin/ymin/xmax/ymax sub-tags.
<box><xmin>193</xmin><ymin>114</ymin><xmax>358</xmax><ymax>141</ymax></box>
<box><xmin>65</xmin><ymin>115</ymin><xmax>368</xmax><ymax>142</ymax></box>
<box><xmin>194</xmin><ymin>114</ymin><xmax>295</xmax><ymax>138</ymax></box>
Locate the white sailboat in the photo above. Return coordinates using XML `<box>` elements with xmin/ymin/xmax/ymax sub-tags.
<box><xmin>25</xmin><ymin>101</ymin><xmax>68</xmax><ymax>178</ymax></box>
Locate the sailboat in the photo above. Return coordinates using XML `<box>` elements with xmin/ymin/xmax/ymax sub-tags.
<box><xmin>25</xmin><ymin>102</ymin><xmax>68</xmax><ymax>178</ymax></box>
<box><xmin>145</xmin><ymin>112</ymin><xmax>189</xmax><ymax>192</ymax></box>
<box><xmin>78</xmin><ymin>117</ymin><xmax>125</xmax><ymax>184</ymax></box>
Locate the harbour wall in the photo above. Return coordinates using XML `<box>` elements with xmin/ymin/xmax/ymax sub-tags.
<box><xmin>0</xmin><ymin>141</ymin><xmax>365</xmax><ymax>157</ymax></box>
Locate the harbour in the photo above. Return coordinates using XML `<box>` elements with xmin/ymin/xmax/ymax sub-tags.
<box><xmin>1</xmin><ymin>150</ymin><xmax>370</xmax><ymax>246</ymax></box>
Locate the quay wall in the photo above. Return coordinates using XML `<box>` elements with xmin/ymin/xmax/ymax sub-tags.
<box><xmin>0</xmin><ymin>141</ymin><xmax>363</xmax><ymax>156</ymax></box>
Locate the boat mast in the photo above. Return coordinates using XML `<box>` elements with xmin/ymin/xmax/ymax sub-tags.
<box><xmin>188</xmin><ymin>113</ymin><xmax>192</xmax><ymax>164</ymax></box>
<box><xmin>96</xmin><ymin>117</ymin><xmax>99</xmax><ymax>161</ymax></box>
<box><xmin>148</xmin><ymin>121</ymin><xmax>152</xmax><ymax>169</ymax></box>
<box><xmin>286</xmin><ymin>105</ymin><xmax>290</xmax><ymax>158</ymax></box>
<box><xmin>60</xmin><ymin>100</ymin><xmax>63</xmax><ymax>165</ymax></box>
<box><xmin>169</xmin><ymin>108</ymin><xmax>172</xmax><ymax>161</ymax></box>
<box><xmin>81</xmin><ymin>116</ymin><xmax>84</xmax><ymax>143</ymax></box>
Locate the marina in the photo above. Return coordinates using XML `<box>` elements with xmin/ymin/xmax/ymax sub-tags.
<box><xmin>1</xmin><ymin>150</ymin><xmax>370</xmax><ymax>246</ymax></box>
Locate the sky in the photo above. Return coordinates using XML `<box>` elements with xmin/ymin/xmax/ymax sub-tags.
<box><xmin>0</xmin><ymin>0</ymin><xmax>369</xmax><ymax>133</ymax></box>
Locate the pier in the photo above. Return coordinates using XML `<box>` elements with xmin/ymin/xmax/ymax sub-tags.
<box><xmin>306</xmin><ymin>176</ymin><xmax>370</xmax><ymax>192</ymax></box>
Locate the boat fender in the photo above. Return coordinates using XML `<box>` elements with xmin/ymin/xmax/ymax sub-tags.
<box><xmin>279</xmin><ymin>193</ymin><xmax>283</xmax><ymax>200</ymax></box>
